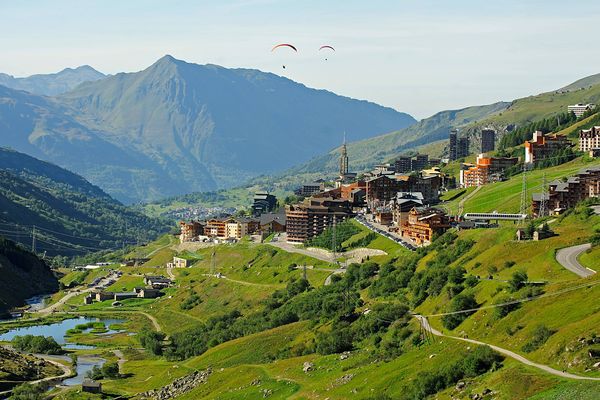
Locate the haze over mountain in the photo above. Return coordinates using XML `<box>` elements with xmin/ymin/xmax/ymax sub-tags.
<box><xmin>0</xmin><ymin>55</ymin><xmax>415</xmax><ymax>203</ymax></box>
<box><xmin>0</xmin><ymin>65</ymin><xmax>105</xmax><ymax>96</ymax></box>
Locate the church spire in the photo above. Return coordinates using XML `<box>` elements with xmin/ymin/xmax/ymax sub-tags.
<box><xmin>339</xmin><ymin>132</ymin><xmax>348</xmax><ymax>177</ymax></box>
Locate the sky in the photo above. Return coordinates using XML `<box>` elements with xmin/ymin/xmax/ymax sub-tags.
<box><xmin>1</xmin><ymin>0</ymin><xmax>600</xmax><ymax>119</ymax></box>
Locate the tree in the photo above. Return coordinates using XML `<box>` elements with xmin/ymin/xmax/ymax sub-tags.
<box><xmin>102</xmin><ymin>361</ymin><xmax>120</xmax><ymax>379</ymax></box>
<box><xmin>442</xmin><ymin>293</ymin><xmax>478</xmax><ymax>330</ymax></box>
<box><xmin>508</xmin><ymin>270</ymin><xmax>528</xmax><ymax>292</ymax></box>
<box><xmin>8</xmin><ymin>383</ymin><xmax>44</xmax><ymax>400</ymax></box>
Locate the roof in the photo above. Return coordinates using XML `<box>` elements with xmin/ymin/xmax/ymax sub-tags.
<box><xmin>396</xmin><ymin>192</ymin><xmax>424</xmax><ymax>201</ymax></box>
<box><xmin>532</xmin><ymin>193</ymin><xmax>549</xmax><ymax>201</ymax></box>
<box><xmin>259</xmin><ymin>212</ymin><xmax>287</xmax><ymax>225</ymax></box>
<box><xmin>82</xmin><ymin>379</ymin><xmax>101</xmax><ymax>388</ymax></box>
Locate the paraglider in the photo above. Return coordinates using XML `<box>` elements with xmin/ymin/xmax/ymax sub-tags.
<box><xmin>319</xmin><ymin>45</ymin><xmax>335</xmax><ymax>61</ymax></box>
<box><xmin>271</xmin><ymin>43</ymin><xmax>297</xmax><ymax>69</ymax></box>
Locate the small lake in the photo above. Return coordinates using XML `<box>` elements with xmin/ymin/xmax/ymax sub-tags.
<box><xmin>62</xmin><ymin>356</ymin><xmax>107</xmax><ymax>386</ymax></box>
<box><xmin>0</xmin><ymin>316</ymin><xmax>124</xmax><ymax>345</ymax></box>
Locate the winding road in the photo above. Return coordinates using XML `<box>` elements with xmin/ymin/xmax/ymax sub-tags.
<box><xmin>415</xmin><ymin>315</ymin><xmax>600</xmax><ymax>381</ymax></box>
<box><xmin>556</xmin><ymin>243</ymin><xmax>595</xmax><ymax>278</ymax></box>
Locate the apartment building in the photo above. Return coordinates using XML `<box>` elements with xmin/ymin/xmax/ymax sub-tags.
<box><xmin>460</xmin><ymin>154</ymin><xmax>519</xmax><ymax>187</ymax></box>
<box><xmin>285</xmin><ymin>198</ymin><xmax>354</xmax><ymax>243</ymax></box>
<box><xmin>179</xmin><ymin>220</ymin><xmax>205</xmax><ymax>242</ymax></box>
<box><xmin>568</xmin><ymin>103</ymin><xmax>596</xmax><ymax>118</ymax></box>
<box><xmin>524</xmin><ymin>131</ymin><xmax>570</xmax><ymax>164</ymax></box>
<box><xmin>579</xmin><ymin>126</ymin><xmax>600</xmax><ymax>152</ymax></box>
<box><xmin>481</xmin><ymin>129</ymin><xmax>496</xmax><ymax>153</ymax></box>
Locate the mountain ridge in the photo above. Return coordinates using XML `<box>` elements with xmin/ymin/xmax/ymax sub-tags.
<box><xmin>0</xmin><ymin>65</ymin><xmax>105</xmax><ymax>96</ymax></box>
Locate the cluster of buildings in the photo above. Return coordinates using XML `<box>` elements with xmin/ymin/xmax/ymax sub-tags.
<box><xmin>83</xmin><ymin>275</ymin><xmax>172</xmax><ymax>305</ymax></box>
<box><xmin>449</xmin><ymin>129</ymin><xmax>470</xmax><ymax>160</ymax></box>
<box><xmin>532</xmin><ymin>166</ymin><xmax>600</xmax><ymax>217</ymax></box>
<box><xmin>524</xmin><ymin>130</ymin><xmax>571</xmax><ymax>164</ymax></box>
<box><xmin>394</xmin><ymin>154</ymin><xmax>441</xmax><ymax>173</ymax></box>
<box><xmin>179</xmin><ymin>212</ymin><xmax>286</xmax><ymax>243</ymax></box>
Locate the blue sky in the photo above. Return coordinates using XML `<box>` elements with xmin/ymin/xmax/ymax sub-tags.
<box><xmin>1</xmin><ymin>0</ymin><xmax>599</xmax><ymax>118</ymax></box>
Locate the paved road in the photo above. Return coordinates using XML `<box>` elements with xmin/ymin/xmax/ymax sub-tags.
<box><xmin>36</xmin><ymin>271</ymin><xmax>117</xmax><ymax>315</ymax></box>
<box><xmin>415</xmin><ymin>315</ymin><xmax>600</xmax><ymax>381</ymax></box>
<box><xmin>556</xmin><ymin>243</ymin><xmax>595</xmax><ymax>278</ymax></box>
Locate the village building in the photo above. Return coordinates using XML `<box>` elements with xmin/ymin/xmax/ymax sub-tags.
<box><xmin>82</xmin><ymin>379</ymin><xmax>102</xmax><ymax>393</ymax></box>
<box><xmin>365</xmin><ymin>175</ymin><xmax>403</xmax><ymax>207</ymax></box>
<box><xmin>295</xmin><ymin>182</ymin><xmax>325</xmax><ymax>197</ymax></box>
<box><xmin>568</xmin><ymin>103</ymin><xmax>596</xmax><ymax>118</ymax></box>
<box><xmin>285</xmin><ymin>197</ymin><xmax>354</xmax><ymax>243</ymax></box>
<box><xmin>259</xmin><ymin>212</ymin><xmax>287</xmax><ymax>233</ymax></box>
<box><xmin>391</xmin><ymin>192</ymin><xmax>425</xmax><ymax>227</ymax></box>
<box><xmin>252</xmin><ymin>192</ymin><xmax>277</xmax><ymax>216</ymax></box>
<box><xmin>524</xmin><ymin>131</ymin><xmax>570</xmax><ymax>164</ymax></box>
<box><xmin>532</xmin><ymin>167</ymin><xmax>600</xmax><ymax>216</ymax></box>
<box><xmin>179</xmin><ymin>220</ymin><xmax>204</xmax><ymax>242</ymax></box>
<box><xmin>95</xmin><ymin>291</ymin><xmax>114</xmax><ymax>302</ymax></box>
<box><xmin>400</xmin><ymin>207</ymin><xmax>450</xmax><ymax>246</ymax></box>
<box><xmin>144</xmin><ymin>275</ymin><xmax>172</xmax><ymax>288</ymax></box>
<box><xmin>172</xmin><ymin>256</ymin><xmax>190</xmax><ymax>268</ymax></box>
<box><xmin>579</xmin><ymin>126</ymin><xmax>600</xmax><ymax>152</ymax></box>
<box><xmin>460</xmin><ymin>154</ymin><xmax>519</xmax><ymax>187</ymax></box>
<box><xmin>114</xmin><ymin>292</ymin><xmax>137</xmax><ymax>301</ymax></box>
<box><xmin>138</xmin><ymin>288</ymin><xmax>162</xmax><ymax>299</ymax></box>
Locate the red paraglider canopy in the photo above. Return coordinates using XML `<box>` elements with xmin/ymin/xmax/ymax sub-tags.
<box><xmin>271</xmin><ymin>43</ymin><xmax>298</xmax><ymax>52</ymax></box>
<box><xmin>319</xmin><ymin>45</ymin><xmax>335</xmax><ymax>51</ymax></box>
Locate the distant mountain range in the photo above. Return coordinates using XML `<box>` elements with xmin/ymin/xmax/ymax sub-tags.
<box><xmin>0</xmin><ymin>65</ymin><xmax>105</xmax><ymax>96</ymax></box>
<box><xmin>0</xmin><ymin>56</ymin><xmax>416</xmax><ymax>203</ymax></box>
<box><xmin>0</xmin><ymin>147</ymin><xmax>169</xmax><ymax>256</ymax></box>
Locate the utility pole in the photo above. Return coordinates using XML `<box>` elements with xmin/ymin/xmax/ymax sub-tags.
<box><xmin>32</xmin><ymin>225</ymin><xmax>36</xmax><ymax>253</ymax></box>
<box><xmin>539</xmin><ymin>172</ymin><xmax>547</xmax><ymax>218</ymax></box>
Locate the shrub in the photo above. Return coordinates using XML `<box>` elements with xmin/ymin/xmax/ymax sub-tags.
<box><xmin>316</xmin><ymin>325</ymin><xmax>354</xmax><ymax>355</ymax></box>
<box><xmin>9</xmin><ymin>383</ymin><xmax>45</xmax><ymax>400</ymax></box>
<box><xmin>508</xmin><ymin>270</ymin><xmax>528</xmax><ymax>292</ymax></box>
<box><xmin>441</xmin><ymin>293</ymin><xmax>478</xmax><ymax>330</ymax></box>
<box><xmin>522</xmin><ymin>325</ymin><xmax>556</xmax><ymax>353</ymax></box>
<box><xmin>102</xmin><ymin>361</ymin><xmax>120</xmax><ymax>379</ymax></box>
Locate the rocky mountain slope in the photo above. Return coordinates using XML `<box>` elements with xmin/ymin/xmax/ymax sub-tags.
<box><xmin>0</xmin><ymin>65</ymin><xmax>105</xmax><ymax>96</ymax></box>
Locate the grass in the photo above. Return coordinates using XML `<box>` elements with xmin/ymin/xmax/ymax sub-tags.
<box><xmin>579</xmin><ymin>246</ymin><xmax>600</xmax><ymax>271</ymax></box>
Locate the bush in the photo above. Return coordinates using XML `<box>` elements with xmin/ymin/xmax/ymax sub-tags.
<box><xmin>9</xmin><ymin>383</ymin><xmax>45</xmax><ymax>400</ymax></box>
<box><xmin>102</xmin><ymin>361</ymin><xmax>120</xmax><ymax>378</ymax></box>
<box><xmin>508</xmin><ymin>270</ymin><xmax>528</xmax><ymax>292</ymax></box>
<box><xmin>441</xmin><ymin>293</ymin><xmax>478</xmax><ymax>330</ymax></box>
<box><xmin>316</xmin><ymin>325</ymin><xmax>354</xmax><ymax>355</ymax></box>
<box><xmin>86</xmin><ymin>365</ymin><xmax>104</xmax><ymax>380</ymax></box>
<box><xmin>138</xmin><ymin>328</ymin><xmax>165</xmax><ymax>355</ymax></box>
<box><xmin>522</xmin><ymin>324</ymin><xmax>556</xmax><ymax>353</ymax></box>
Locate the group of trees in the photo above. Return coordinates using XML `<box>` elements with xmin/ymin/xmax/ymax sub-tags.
<box><xmin>498</xmin><ymin>111</ymin><xmax>579</xmax><ymax>150</ymax></box>
<box><xmin>305</xmin><ymin>219</ymin><xmax>361</xmax><ymax>252</ymax></box>
<box><xmin>86</xmin><ymin>361</ymin><xmax>120</xmax><ymax>380</ymax></box>
<box><xmin>12</xmin><ymin>335</ymin><xmax>63</xmax><ymax>355</ymax></box>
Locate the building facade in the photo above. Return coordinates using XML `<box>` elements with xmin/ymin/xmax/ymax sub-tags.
<box><xmin>524</xmin><ymin>131</ymin><xmax>570</xmax><ymax>164</ymax></box>
<box><xmin>568</xmin><ymin>103</ymin><xmax>595</xmax><ymax>118</ymax></box>
<box><xmin>285</xmin><ymin>198</ymin><xmax>354</xmax><ymax>243</ymax></box>
<box><xmin>252</xmin><ymin>192</ymin><xmax>277</xmax><ymax>216</ymax></box>
<box><xmin>400</xmin><ymin>207</ymin><xmax>450</xmax><ymax>246</ymax></box>
<box><xmin>460</xmin><ymin>154</ymin><xmax>519</xmax><ymax>187</ymax></box>
<box><xmin>179</xmin><ymin>220</ymin><xmax>204</xmax><ymax>242</ymax></box>
<box><xmin>481</xmin><ymin>129</ymin><xmax>496</xmax><ymax>153</ymax></box>
<box><xmin>579</xmin><ymin>126</ymin><xmax>600</xmax><ymax>152</ymax></box>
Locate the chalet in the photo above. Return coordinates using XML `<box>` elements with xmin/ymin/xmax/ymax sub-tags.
<box><xmin>391</xmin><ymin>192</ymin><xmax>424</xmax><ymax>227</ymax></box>
<box><xmin>259</xmin><ymin>212</ymin><xmax>287</xmax><ymax>233</ymax></box>
<box><xmin>400</xmin><ymin>207</ymin><xmax>450</xmax><ymax>246</ymax></box>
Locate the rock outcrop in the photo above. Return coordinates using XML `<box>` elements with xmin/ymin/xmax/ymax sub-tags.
<box><xmin>138</xmin><ymin>369</ymin><xmax>211</xmax><ymax>400</ymax></box>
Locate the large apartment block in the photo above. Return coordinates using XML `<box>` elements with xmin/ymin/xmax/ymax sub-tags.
<box><xmin>579</xmin><ymin>126</ymin><xmax>600</xmax><ymax>152</ymax></box>
<box><xmin>568</xmin><ymin>103</ymin><xmax>596</xmax><ymax>118</ymax></box>
<box><xmin>400</xmin><ymin>207</ymin><xmax>450</xmax><ymax>246</ymax></box>
<box><xmin>285</xmin><ymin>198</ymin><xmax>354</xmax><ymax>243</ymax></box>
<box><xmin>481</xmin><ymin>129</ymin><xmax>496</xmax><ymax>153</ymax></box>
<box><xmin>448</xmin><ymin>129</ymin><xmax>470</xmax><ymax>160</ymax></box>
<box><xmin>524</xmin><ymin>131</ymin><xmax>570</xmax><ymax>164</ymax></box>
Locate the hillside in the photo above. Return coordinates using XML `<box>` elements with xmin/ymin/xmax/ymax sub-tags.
<box><xmin>34</xmin><ymin>200</ymin><xmax>600</xmax><ymax>399</ymax></box>
<box><xmin>0</xmin><ymin>236</ymin><xmax>58</xmax><ymax>316</ymax></box>
<box><xmin>0</xmin><ymin>147</ymin><xmax>170</xmax><ymax>256</ymax></box>
<box><xmin>0</xmin><ymin>65</ymin><xmax>105</xmax><ymax>96</ymax></box>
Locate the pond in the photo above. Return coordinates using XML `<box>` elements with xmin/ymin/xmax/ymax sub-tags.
<box><xmin>0</xmin><ymin>316</ymin><xmax>125</xmax><ymax>345</ymax></box>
